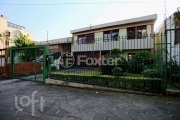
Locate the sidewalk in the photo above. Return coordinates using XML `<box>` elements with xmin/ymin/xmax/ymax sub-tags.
<box><xmin>0</xmin><ymin>79</ymin><xmax>180</xmax><ymax>120</ymax></box>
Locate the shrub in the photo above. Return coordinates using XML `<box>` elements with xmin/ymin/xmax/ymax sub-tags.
<box><xmin>142</xmin><ymin>69</ymin><xmax>161</xmax><ymax>78</ymax></box>
<box><xmin>129</xmin><ymin>51</ymin><xmax>153</xmax><ymax>74</ymax></box>
<box><xmin>49</xmin><ymin>72</ymin><xmax>163</xmax><ymax>92</ymax></box>
<box><xmin>101</xmin><ymin>48</ymin><xmax>128</xmax><ymax>75</ymax></box>
<box><xmin>112</xmin><ymin>67</ymin><xmax>123</xmax><ymax>77</ymax></box>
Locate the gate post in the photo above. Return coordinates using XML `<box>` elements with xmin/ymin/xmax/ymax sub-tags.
<box><xmin>43</xmin><ymin>45</ymin><xmax>49</xmax><ymax>83</ymax></box>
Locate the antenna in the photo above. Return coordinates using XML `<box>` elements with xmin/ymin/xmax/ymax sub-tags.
<box><xmin>47</xmin><ymin>31</ymin><xmax>48</xmax><ymax>44</ymax></box>
<box><xmin>90</xmin><ymin>24</ymin><xmax>91</xmax><ymax>33</ymax></box>
<box><xmin>164</xmin><ymin>0</ymin><xmax>167</xmax><ymax>20</ymax></box>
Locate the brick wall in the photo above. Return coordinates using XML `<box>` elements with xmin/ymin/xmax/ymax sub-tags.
<box><xmin>14</xmin><ymin>62</ymin><xmax>42</xmax><ymax>75</ymax></box>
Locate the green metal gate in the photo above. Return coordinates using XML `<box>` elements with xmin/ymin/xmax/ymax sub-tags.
<box><xmin>9</xmin><ymin>45</ymin><xmax>50</xmax><ymax>83</ymax></box>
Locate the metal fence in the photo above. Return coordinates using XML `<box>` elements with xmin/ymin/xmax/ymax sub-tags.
<box><xmin>48</xmin><ymin>34</ymin><xmax>168</xmax><ymax>93</ymax></box>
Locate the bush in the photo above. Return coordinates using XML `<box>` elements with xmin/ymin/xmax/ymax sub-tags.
<box><xmin>142</xmin><ymin>69</ymin><xmax>161</xmax><ymax>78</ymax></box>
<box><xmin>101</xmin><ymin>48</ymin><xmax>128</xmax><ymax>75</ymax></box>
<box><xmin>129</xmin><ymin>51</ymin><xmax>153</xmax><ymax>74</ymax></box>
<box><xmin>49</xmin><ymin>73</ymin><xmax>163</xmax><ymax>92</ymax></box>
<box><xmin>112</xmin><ymin>67</ymin><xmax>123</xmax><ymax>77</ymax></box>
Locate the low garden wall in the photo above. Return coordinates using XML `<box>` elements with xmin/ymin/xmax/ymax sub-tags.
<box><xmin>14</xmin><ymin>62</ymin><xmax>42</xmax><ymax>75</ymax></box>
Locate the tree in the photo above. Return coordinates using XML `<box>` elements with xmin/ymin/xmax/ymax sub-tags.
<box><xmin>0</xmin><ymin>31</ymin><xmax>11</xmax><ymax>48</ymax></box>
<box><xmin>129</xmin><ymin>50</ymin><xmax>153</xmax><ymax>74</ymax></box>
<box><xmin>101</xmin><ymin>48</ymin><xmax>128</xmax><ymax>75</ymax></box>
<box><xmin>14</xmin><ymin>33</ymin><xmax>34</xmax><ymax>47</ymax></box>
<box><xmin>14</xmin><ymin>33</ymin><xmax>35</xmax><ymax>62</ymax></box>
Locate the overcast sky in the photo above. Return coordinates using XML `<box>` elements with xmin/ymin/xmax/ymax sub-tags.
<box><xmin>0</xmin><ymin>0</ymin><xmax>180</xmax><ymax>41</ymax></box>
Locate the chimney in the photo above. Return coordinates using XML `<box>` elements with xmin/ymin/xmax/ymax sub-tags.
<box><xmin>1</xmin><ymin>15</ymin><xmax>3</xmax><ymax>17</ymax></box>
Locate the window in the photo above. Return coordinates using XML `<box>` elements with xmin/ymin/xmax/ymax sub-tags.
<box><xmin>127</xmin><ymin>25</ymin><xmax>147</xmax><ymax>39</ymax></box>
<box><xmin>104</xmin><ymin>29</ymin><xmax>119</xmax><ymax>42</ymax></box>
<box><xmin>78</xmin><ymin>35</ymin><xmax>86</xmax><ymax>44</ymax></box>
<box><xmin>16</xmin><ymin>26</ymin><xmax>19</xmax><ymax>29</ymax></box>
<box><xmin>5</xmin><ymin>30</ymin><xmax>10</xmax><ymax>37</ymax></box>
<box><xmin>128</xmin><ymin>53</ymin><xmax>135</xmax><ymax>61</ymax></box>
<box><xmin>7</xmin><ymin>23</ymin><xmax>11</xmax><ymax>27</ymax></box>
<box><xmin>19</xmin><ymin>27</ymin><xmax>22</xmax><ymax>30</ymax></box>
<box><xmin>12</xmin><ymin>24</ymin><xmax>15</xmax><ymax>28</ymax></box>
<box><xmin>85</xmin><ymin>33</ymin><xmax>94</xmax><ymax>43</ymax></box>
<box><xmin>78</xmin><ymin>33</ymin><xmax>94</xmax><ymax>44</ymax></box>
<box><xmin>175</xmin><ymin>23</ymin><xmax>180</xmax><ymax>45</ymax></box>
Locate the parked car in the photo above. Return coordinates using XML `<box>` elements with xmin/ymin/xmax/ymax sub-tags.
<box><xmin>34</xmin><ymin>52</ymin><xmax>61</xmax><ymax>70</ymax></box>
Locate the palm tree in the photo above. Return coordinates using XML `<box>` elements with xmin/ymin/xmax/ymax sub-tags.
<box><xmin>14</xmin><ymin>33</ymin><xmax>34</xmax><ymax>47</ymax></box>
<box><xmin>0</xmin><ymin>31</ymin><xmax>11</xmax><ymax>48</ymax></box>
<box><xmin>14</xmin><ymin>33</ymin><xmax>35</xmax><ymax>62</ymax></box>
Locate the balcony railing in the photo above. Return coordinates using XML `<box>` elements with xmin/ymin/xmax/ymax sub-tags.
<box><xmin>72</xmin><ymin>38</ymin><xmax>154</xmax><ymax>52</ymax></box>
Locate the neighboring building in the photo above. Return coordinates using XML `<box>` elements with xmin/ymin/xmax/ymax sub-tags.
<box><xmin>157</xmin><ymin>9</ymin><xmax>180</xmax><ymax>65</ymax></box>
<box><xmin>36</xmin><ymin>37</ymin><xmax>72</xmax><ymax>53</ymax></box>
<box><xmin>0</xmin><ymin>15</ymin><xmax>34</xmax><ymax>49</ymax></box>
<box><xmin>71</xmin><ymin>14</ymin><xmax>157</xmax><ymax>66</ymax></box>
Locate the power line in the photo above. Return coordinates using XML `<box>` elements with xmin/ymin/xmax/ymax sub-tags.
<box><xmin>0</xmin><ymin>1</ymin><xmax>178</xmax><ymax>5</ymax></box>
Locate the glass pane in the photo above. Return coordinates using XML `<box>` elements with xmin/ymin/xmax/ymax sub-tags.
<box><xmin>127</xmin><ymin>27</ymin><xmax>135</xmax><ymax>39</ymax></box>
<box><xmin>104</xmin><ymin>34</ymin><xmax>107</xmax><ymax>42</ymax></box>
<box><xmin>78</xmin><ymin>38</ymin><xmax>81</xmax><ymax>44</ymax></box>
<box><xmin>107</xmin><ymin>33</ymin><xmax>111</xmax><ymax>41</ymax></box>
<box><xmin>112</xmin><ymin>32</ymin><xmax>118</xmax><ymax>41</ymax></box>
<box><xmin>137</xmin><ymin>26</ymin><xmax>147</xmax><ymax>39</ymax></box>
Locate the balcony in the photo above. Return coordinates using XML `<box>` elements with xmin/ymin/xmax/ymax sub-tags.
<box><xmin>72</xmin><ymin>38</ymin><xmax>154</xmax><ymax>52</ymax></box>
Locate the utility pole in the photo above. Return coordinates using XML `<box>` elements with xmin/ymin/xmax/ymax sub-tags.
<box><xmin>164</xmin><ymin>0</ymin><xmax>167</xmax><ymax>20</ymax></box>
<box><xmin>47</xmin><ymin>31</ymin><xmax>48</xmax><ymax>44</ymax></box>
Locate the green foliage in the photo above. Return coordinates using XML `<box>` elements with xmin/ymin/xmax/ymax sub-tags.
<box><xmin>173</xmin><ymin>10</ymin><xmax>180</xmax><ymax>23</ymax></box>
<box><xmin>110</xmin><ymin>48</ymin><xmax>122</xmax><ymax>55</ymax></box>
<box><xmin>142</xmin><ymin>69</ymin><xmax>161</xmax><ymax>78</ymax></box>
<box><xmin>101</xmin><ymin>48</ymin><xmax>128</xmax><ymax>75</ymax></box>
<box><xmin>112</xmin><ymin>67</ymin><xmax>123</xmax><ymax>77</ymax></box>
<box><xmin>129</xmin><ymin>50</ymin><xmax>153</xmax><ymax>74</ymax></box>
<box><xmin>49</xmin><ymin>73</ymin><xmax>163</xmax><ymax>92</ymax></box>
<box><xmin>13</xmin><ymin>33</ymin><xmax>35</xmax><ymax>62</ymax></box>
<box><xmin>0</xmin><ymin>31</ymin><xmax>11</xmax><ymax>45</ymax></box>
<box><xmin>14</xmin><ymin>33</ymin><xmax>34</xmax><ymax>47</ymax></box>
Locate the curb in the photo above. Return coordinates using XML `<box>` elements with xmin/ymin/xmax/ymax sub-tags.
<box><xmin>46</xmin><ymin>78</ymin><xmax>162</xmax><ymax>96</ymax></box>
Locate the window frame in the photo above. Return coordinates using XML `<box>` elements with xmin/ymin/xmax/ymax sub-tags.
<box><xmin>77</xmin><ymin>33</ymin><xmax>94</xmax><ymax>44</ymax></box>
<box><xmin>103</xmin><ymin>29</ymin><xmax>119</xmax><ymax>42</ymax></box>
<box><xmin>127</xmin><ymin>25</ymin><xmax>147</xmax><ymax>40</ymax></box>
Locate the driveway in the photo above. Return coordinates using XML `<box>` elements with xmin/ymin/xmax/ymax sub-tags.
<box><xmin>0</xmin><ymin>79</ymin><xmax>180</xmax><ymax>120</ymax></box>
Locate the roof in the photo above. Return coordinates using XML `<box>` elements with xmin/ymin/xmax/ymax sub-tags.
<box><xmin>71</xmin><ymin>14</ymin><xmax>157</xmax><ymax>34</ymax></box>
<box><xmin>36</xmin><ymin>37</ymin><xmax>72</xmax><ymax>45</ymax></box>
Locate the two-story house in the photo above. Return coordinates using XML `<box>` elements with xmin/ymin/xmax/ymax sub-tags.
<box><xmin>70</xmin><ymin>14</ymin><xmax>157</xmax><ymax>67</ymax></box>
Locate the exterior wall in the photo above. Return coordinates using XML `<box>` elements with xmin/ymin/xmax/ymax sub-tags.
<box><xmin>119</xmin><ymin>28</ymin><xmax>127</xmax><ymax>37</ymax></box>
<box><xmin>147</xmin><ymin>25</ymin><xmax>151</xmax><ymax>35</ymax></box>
<box><xmin>95</xmin><ymin>32</ymin><xmax>103</xmax><ymax>43</ymax></box>
<box><xmin>0</xmin><ymin>16</ymin><xmax>33</xmax><ymax>49</ymax></box>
